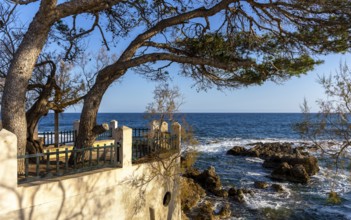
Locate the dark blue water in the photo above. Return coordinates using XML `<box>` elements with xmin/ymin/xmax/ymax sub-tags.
<box><xmin>39</xmin><ymin>113</ymin><xmax>302</xmax><ymax>139</ymax></box>
<box><xmin>39</xmin><ymin>113</ymin><xmax>351</xmax><ymax>219</ymax></box>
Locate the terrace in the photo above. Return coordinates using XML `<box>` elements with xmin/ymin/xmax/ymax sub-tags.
<box><xmin>18</xmin><ymin>120</ymin><xmax>181</xmax><ymax>184</ymax></box>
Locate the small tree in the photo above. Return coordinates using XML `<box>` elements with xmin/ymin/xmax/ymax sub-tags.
<box><xmin>145</xmin><ymin>83</ymin><xmax>198</xmax><ymax>171</ymax></box>
<box><xmin>296</xmin><ymin>63</ymin><xmax>351</xmax><ymax>202</ymax></box>
<box><xmin>145</xmin><ymin>83</ymin><xmax>183</xmax><ymax>125</ymax></box>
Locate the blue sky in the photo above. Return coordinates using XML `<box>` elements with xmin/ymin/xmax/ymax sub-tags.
<box><xmin>86</xmin><ymin>53</ymin><xmax>348</xmax><ymax>113</ymax></box>
<box><xmin>16</xmin><ymin>2</ymin><xmax>351</xmax><ymax>113</ymax></box>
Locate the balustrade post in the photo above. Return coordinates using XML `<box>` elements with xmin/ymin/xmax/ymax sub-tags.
<box><xmin>160</xmin><ymin>121</ymin><xmax>168</xmax><ymax>132</ymax></box>
<box><xmin>171</xmin><ymin>122</ymin><xmax>181</xmax><ymax>151</ymax></box>
<box><xmin>110</xmin><ymin>120</ymin><xmax>118</xmax><ymax>140</ymax></box>
<box><xmin>115</xmin><ymin>126</ymin><xmax>132</xmax><ymax>167</ymax></box>
<box><xmin>150</xmin><ymin>120</ymin><xmax>159</xmax><ymax>132</ymax></box>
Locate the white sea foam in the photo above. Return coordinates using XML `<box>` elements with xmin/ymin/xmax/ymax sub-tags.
<box><xmin>245</xmin><ymin>158</ymin><xmax>265</xmax><ymax>164</ymax></box>
<box><xmin>194</xmin><ymin>137</ymin><xmax>309</xmax><ymax>153</ymax></box>
<box><xmin>193</xmin><ymin>136</ymin><xmax>351</xmax><ymax>218</ymax></box>
<box><xmin>246</xmin><ymin>171</ymin><xmax>264</xmax><ymax>176</ymax></box>
<box><xmin>313</xmin><ymin>167</ymin><xmax>351</xmax><ymax>194</ymax></box>
<box><xmin>245</xmin><ymin>194</ymin><xmax>283</xmax><ymax>210</ymax></box>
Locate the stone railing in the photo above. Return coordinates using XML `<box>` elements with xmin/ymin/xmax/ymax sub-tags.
<box><xmin>0</xmin><ymin>128</ymin><xmax>181</xmax><ymax>220</ymax></box>
<box><xmin>16</xmin><ymin>119</ymin><xmax>181</xmax><ymax>183</ymax></box>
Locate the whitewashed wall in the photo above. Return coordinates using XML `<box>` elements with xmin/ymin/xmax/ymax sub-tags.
<box><xmin>0</xmin><ymin>127</ymin><xmax>181</xmax><ymax>220</ymax></box>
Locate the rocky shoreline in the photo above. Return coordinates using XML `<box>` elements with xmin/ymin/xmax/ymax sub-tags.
<box><xmin>227</xmin><ymin>142</ymin><xmax>319</xmax><ymax>184</ymax></box>
<box><xmin>181</xmin><ymin>142</ymin><xmax>321</xmax><ymax>219</ymax></box>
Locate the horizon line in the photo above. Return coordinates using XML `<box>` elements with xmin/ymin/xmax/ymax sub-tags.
<box><xmin>56</xmin><ymin>111</ymin><xmax>312</xmax><ymax>114</ymax></box>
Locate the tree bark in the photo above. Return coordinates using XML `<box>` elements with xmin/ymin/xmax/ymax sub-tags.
<box><xmin>1</xmin><ymin>2</ymin><xmax>56</xmax><ymax>174</ymax></box>
<box><xmin>75</xmin><ymin>81</ymin><xmax>110</xmax><ymax>149</ymax></box>
<box><xmin>68</xmin><ymin>78</ymin><xmax>111</xmax><ymax>164</ymax></box>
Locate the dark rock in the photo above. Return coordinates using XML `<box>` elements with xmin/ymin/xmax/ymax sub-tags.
<box><xmin>248</xmin><ymin>149</ymin><xmax>260</xmax><ymax>157</ymax></box>
<box><xmin>227</xmin><ymin>142</ymin><xmax>319</xmax><ymax>184</ymax></box>
<box><xmin>249</xmin><ymin>142</ymin><xmax>294</xmax><ymax>159</ymax></box>
<box><xmin>298</xmin><ymin>156</ymin><xmax>319</xmax><ymax>176</ymax></box>
<box><xmin>212</xmin><ymin>189</ymin><xmax>228</xmax><ymax>198</ymax></box>
<box><xmin>183</xmin><ymin>167</ymin><xmax>201</xmax><ymax>179</ymax></box>
<box><xmin>228</xmin><ymin>188</ymin><xmax>245</xmax><ymax>203</ymax></box>
<box><xmin>227</xmin><ymin>146</ymin><xmax>247</xmax><ymax>156</ymax></box>
<box><xmin>262</xmin><ymin>156</ymin><xmax>283</xmax><ymax>169</ymax></box>
<box><xmin>218</xmin><ymin>203</ymin><xmax>231</xmax><ymax>218</ymax></box>
<box><xmin>242</xmin><ymin>188</ymin><xmax>254</xmax><ymax>195</ymax></box>
<box><xmin>195</xmin><ymin>166</ymin><xmax>222</xmax><ymax>194</ymax></box>
<box><xmin>192</xmin><ymin>201</ymin><xmax>216</xmax><ymax>220</ymax></box>
<box><xmin>228</xmin><ymin>188</ymin><xmax>237</xmax><ymax>196</ymax></box>
<box><xmin>271</xmin><ymin>162</ymin><xmax>310</xmax><ymax>184</ymax></box>
<box><xmin>254</xmin><ymin>181</ymin><xmax>269</xmax><ymax>189</ymax></box>
<box><xmin>227</xmin><ymin>142</ymin><xmax>304</xmax><ymax>159</ymax></box>
<box><xmin>290</xmin><ymin>164</ymin><xmax>310</xmax><ymax>183</ymax></box>
<box><xmin>271</xmin><ymin>184</ymin><xmax>284</xmax><ymax>192</ymax></box>
<box><xmin>180</xmin><ymin>177</ymin><xmax>206</xmax><ymax>211</ymax></box>
<box><xmin>263</xmin><ymin>155</ymin><xmax>319</xmax><ymax>176</ymax></box>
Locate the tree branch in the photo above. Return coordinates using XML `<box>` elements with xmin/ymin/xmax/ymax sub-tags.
<box><xmin>118</xmin><ymin>0</ymin><xmax>234</xmax><ymax>62</ymax></box>
<box><xmin>115</xmin><ymin>52</ymin><xmax>252</xmax><ymax>72</ymax></box>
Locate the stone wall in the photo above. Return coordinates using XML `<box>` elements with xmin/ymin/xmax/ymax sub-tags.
<box><xmin>0</xmin><ymin>125</ymin><xmax>181</xmax><ymax>220</ymax></box>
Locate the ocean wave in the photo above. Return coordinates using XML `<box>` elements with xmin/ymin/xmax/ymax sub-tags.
<box><xmin>244</xmin><ymin>193</ymin><xmax>285</xmax><ymax>210</ymax></box>
<box><xmin>246</xmin><ymin>171</ymin><xmax>265</xmax><ymax>176</ymax></box>
<box><xmin>245</xmin><ymin>158</ymin><xmax>265</xmax><ymax>164</ymax></box>
<box><xmin>312</xmin><ymin>167</ymin><xmax>351</xmax><ymax>195</ymax></box>
<box><xmin>194</xmin><ymin>137</ymin><xmax>310</xmax><ymax>153</ymax></box>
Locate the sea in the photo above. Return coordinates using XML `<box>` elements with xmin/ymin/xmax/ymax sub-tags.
<box><xmin>39</xmin><ymin>113</ymin><xmax>351</xmax><ymax>220</ymax></box>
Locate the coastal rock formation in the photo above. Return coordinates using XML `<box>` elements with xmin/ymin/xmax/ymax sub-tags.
<box><xmin>197</xmin><ymin>166</ymin><xmax>222</xmax><ymax>189</ymax></box>
<box><xmin>180</xmin><ymin>177</ymin><xmax>206</xmax><ymax>211</ymax></box>
<box><xmin>218</xmin><ymin>203</ymin><xmax>231</xmax><ymax>219</ymax></box>
<box><xmin>227</xmin><ymin>142</ymin><xmax>296</xmax><ymax>158</ymax></box>
<box><xmin>254</xmin><ymin>181</ymin><xmax>269</xmax><ymax>189</ymax></box>
<box><xmin>226</xmin><ymin>146</ymin><xmax>247</xmax><ymax>156</ymax></box>
<box><xmin>271</xmin><ymin>162</ymin><xmax>310</xmax><ymax>184</ymax></box>
<box><xmin>271</xmin><ymin>184</ymin><xmax>284</xmax><ymax>192</ymax></box>
<box><xmin>180</xmin><ymin>163</ymin><xmax>250</xmax><ymax>219</ymax></box>
<box><xmin>187</xmin><ymin>166</ymin><xmax>228</xmax><ymax>197</ymax></box>
<box><xmin>183</xmin><ymin>167</ymin><xmax>202</xmax><ymax>179</ymax></box>
<box><xmin>228</xmin><ymin>188</ymin><xmax>245</xmax><ymax>203</ymax></box>
<box><xmin>189</xmin><ymin>202</ymin><xmax>232</xmax><ymax>220</ymax></box>
<box><xmin>181</xmin><ymin>165</ymin><xmax>232</xmax><ymax>219</ymax></box>
<box><xmin>186</xmin><ymin>200</ymin><xmax>232</xmax><ymax>220</ymax></box>
<box><xmin>263</xmin><ymin>155</ymin><xmax>319</xmax><ymax>176</ymax></box>
<box><xmin>227</xmin><ymin>142</ymin><xmax>311</xmax><ymax>159</ymax></box>
<box><xmin>189</xmin><ymin>201</ymin><xmax>216</xmax><ymax>220</ymax></box>
<box><xmin>227</xmin><ymin>142</ymin><xmax>319</xmax><ymax>184</ymax></box>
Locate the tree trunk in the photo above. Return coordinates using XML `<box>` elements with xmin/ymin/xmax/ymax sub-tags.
<box><xmin>26</xmin><ymin>74</ymin><xmax>55</xmax><ymax>153</ymax></box>
<box><xmin>26</xmin><ymin>90</ymin><xmax>52</xmax><ymax>138</ymax></box>
<box><xmin>75</xmin><ymin>82</ymin><xmax>110</xmax><ymax>149</ymax></box>
<box><xmin>67</xmin><ymin>81</ymin><xmax>109</xmax><ymax>164</ymax></box>
<box><xmin>1</xmin><ymin>6</ymin><xmax>55</xmax><ymax>174</ymax></box>
<box><xmin>25</xmin><ymin>88</ymin><xmax>51</xmax><ymax>160</ymax></box>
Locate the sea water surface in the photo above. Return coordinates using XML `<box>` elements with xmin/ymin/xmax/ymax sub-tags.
<box><xmin>39</xmin><ymin>113</ymin><xmax>351</xmax><ymax>219</ymax></box>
